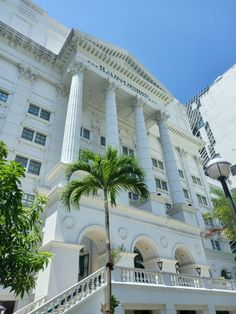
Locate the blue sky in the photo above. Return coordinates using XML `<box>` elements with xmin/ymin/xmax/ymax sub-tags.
<box><xmin>35</xmin><ymin>0</ymin><xmax>236</xmax><ymax>103</ymax></box>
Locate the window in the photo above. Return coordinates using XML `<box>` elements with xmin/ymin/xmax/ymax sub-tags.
<box><xmin>15</xmin><ymin>155</ymin><xmax>28</xmax><ymax>168</ymax></box>
<box><xmin>28</xmin><ymin>160</ymin><xmax>41</xmax><ymax>175</ymax></box>
<box><xmin>155</xmin><ymin>178</ymin><xmax>168</xmax><ymax>191</ymax></box>
<box><xmin>0</xmin><ymin>90</ymin><xmax>8</xmax><ymax>102</ymax></box>
<box><xmin>192</xmin><ymin>175</ymin><xmax>202</xmax><ymax>185</ymax></box>
<box><xmin>183</xmin><ymin>189</ymin><xmax>189</xmax><ymax>199</ymax></box>
<box><xmin>203</xmin><ymin>216</ymin><xmax>214</xmax><ymax>228</ymax></box>
<box><xmin>128</xmin><ymin>192</ymin><xmax>139</xmax><ymax>201</ymax></box>
<box><xmin>100</xmin><ymin>136</ymin><xmax>106</xmax><ymax>146</ymax></box>
<box><xmin>15</xmin><ymin>155</ymin><xmax>41</xmax><ymax>176</ymax></box>
<box><xmin>80</xmin><ymin>127</ymin><xmax>90</xmax><ymax>139</ymax></box>
<box><xmin>122</xmin><ymin>146</ymin><xmax>134</xmax><ymax>156</ymax></box>
<box><xmin>22</xmin><ymin>128</ymin><xmax>34</xmax><ymax>141</ymax></box>
<box><xmin>152</xmin><ymin>158</ymin><xmax>164</xmax><ymax>170</ymax></box>
<box><xmin>197</xmin><ymin>194</ymin><xmax>208</xmax><ymax>206</ymax></box>
<box><xmin>178</xmin><ymin>169</ymin><xmax>184</xmax><ymax>179</ymax></box>
<box><xmin>35</xmin><ymin>132</ymin><xmax>46</xmax><ymax>145</ymax></box>
<box><xmin>22</xmin><ymin>193</ymin><xmax>35</xmax><ymax>207</ymax></box>
<box><xmin>28</xmin><ymin>104</ymin><xmax>51</xmax><ymax>121</ymax></box>
<box><xmin>211</xmin><ymin>239</ymin><xmax>221</xmax><ymax>251</ymax></box>
<box><xmin>40</xmin><ymin>109</ymin><xmax>51</xmax><ymax>121</ymax></box>
<box><xmin>21</xmin><ymin>127</ymin><xmax>46</xmax><ymax>146</ymax></box>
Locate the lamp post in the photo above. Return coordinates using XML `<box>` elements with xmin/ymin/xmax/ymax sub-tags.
<box><xmin>205</xmin><ymin>157</ymin><xmax>236</xmax><ymax>225</ymax></box>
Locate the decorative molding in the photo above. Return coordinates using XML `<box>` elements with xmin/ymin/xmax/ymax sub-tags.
<box><xmin>104</xmin><ymin>80</ymin><xmax>117</xmax><ymax>92</ymax></box>
<box><xmin>176</xmin><ymin>146</ymin><xmax>187</xmax><ymax>158</ymax></box>
<box><xmin>194</xmin><ymin>155</ymin><xmax>203</xmax><ymax>165</ymax></box>
<box><xmin>68</xmin><ymin>61</ymin><xmax>87</xmax><ymax>76</ymax></box>
<box><xmin>18</xmin><ymin>63</ymin><xmax>38</xmax><ymax>81</ymax></box>
<box><xmin>155</xmin><ymin>110</ymin><xmax>170</xmax><ymax>123</ymax></box>
<box><xmin>56</xmin><ymin>84</ymin><xmax>68</xmax><ymax>97</ymax></box>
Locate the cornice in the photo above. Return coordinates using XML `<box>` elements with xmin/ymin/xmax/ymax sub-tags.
<box><xmin>0</xmin><ymin>21</ymin><xmax>57</xmax><ymax>67</ymax></box>
<box><xmin>167</xmin><ymin>121</ymin><xmax>205</xmax><ymax>149</ymax></box>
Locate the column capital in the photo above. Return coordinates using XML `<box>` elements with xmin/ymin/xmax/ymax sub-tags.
<box><xmin>131</xmin><ymin>97</ymin><xmax>146</xmax><ymax>108</ymax></box>
<box><xmin>17</xmin><ymin>63</ymin><xmax>38</xmax><ymax>81</ymax></box>
<box><xmin>68</xmin><ymin>62</ymin><xmax>87</xmax><ymax>76</ymax></box>
<box><xmin>176</xmin><ymin>146</ymin><xmax>187</xmax><ymax>157</ymax></box>
<box><xmin>104</xmin><ymin>80</ymin><xmax>117</xmax><ymax>92</ymax></box>
<box><xmin>155</xmin><ymin>110</ymin><xmax>170</xmax><ymax>123</ymax></box>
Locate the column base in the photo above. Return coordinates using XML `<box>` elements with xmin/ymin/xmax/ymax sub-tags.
<box><xmin>167</xmin><ymin>202</ymin><xmax>198</xmax><ymax>225</ymax></box>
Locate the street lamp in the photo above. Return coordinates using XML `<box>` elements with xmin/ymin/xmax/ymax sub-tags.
<box><xmin>205</xmin><ymin>157</ymin><xmax>236</xmax><ymax>224</ymax></box>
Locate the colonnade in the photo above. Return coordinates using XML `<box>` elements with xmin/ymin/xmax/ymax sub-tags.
<box><xmin>60</xmin><ymin>61</ymin><xmax>209</xmax><ymax>218</ymax></box>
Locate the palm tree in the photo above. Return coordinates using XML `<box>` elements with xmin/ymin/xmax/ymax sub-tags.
<box><xmin>61</xmin><ymin>146</ymin><xmax>149</xmax><ymax>314</ymax></box>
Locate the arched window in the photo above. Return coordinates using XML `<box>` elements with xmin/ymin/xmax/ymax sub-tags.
<box><xmin>134</xmin><ymin>247</ymin><xmax>144</xmax><ymax>269</ymax></box>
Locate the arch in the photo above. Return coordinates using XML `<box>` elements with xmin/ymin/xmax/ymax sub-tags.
<box><xmin>131</xmin><ymin>235</ymin><xmax>159</xmax><ymax>261</ymax></box>
<box><xmin>173</xmin><ymin>243</ymin><xmax>195</xmax><ymax>266</ymax></box>
<box><xmin>77</xmin><ymin>224</ymin><xmax>105</xmax><ymax>249</ymax></box>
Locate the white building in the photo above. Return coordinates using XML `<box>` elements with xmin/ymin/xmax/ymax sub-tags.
<box><xmin>186</xmin><ymin>65</ymin><xmax>236</xmax><ymax>188</ymax></box>
<box><xmin>0</xmin><ymin>1</ymin><xmax>236</xmax><ymax>313</ymax></box>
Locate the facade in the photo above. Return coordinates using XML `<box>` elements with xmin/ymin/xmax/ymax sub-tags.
<box><xmin>186</xmin><ymin>65</ymin><xmax>236</xmax><ymax>188</ymax></box>
<box><xmin>0</xmin><ymin>1</ymin><xmax>236</xmax><ymax>313</ymax></box>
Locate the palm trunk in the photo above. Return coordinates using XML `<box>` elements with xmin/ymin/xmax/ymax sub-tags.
<box><xmin>103</xmin><ymin>189</ymin><xmax>112</xmax><ymax>314</ymax></box>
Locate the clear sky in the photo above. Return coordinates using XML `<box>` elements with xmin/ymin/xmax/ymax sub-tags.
<box><xmin>34</xmin><ymin>0</ymin><xmax>236</xmax><ymax>103</ymax></box>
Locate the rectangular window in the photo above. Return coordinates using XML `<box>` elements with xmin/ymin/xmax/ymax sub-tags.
<box><xmin>178</xmin><ymin>169</ymin><xmax>184</xmax><ymax>179</ymax></box>
<box><xmin>40</xmin><ymin>109</ymin><xmax>51</xmax><ymax>121</ymax></box>
<box><xmin>15</xmin><ymin>155</ymin><xmax>41</xmax><ymax>176</ymax></box>
<box><xmin>0</xmin><ymin>90</ymin><xmax>8</xmax><ymax>102</ymax></box>
<box><xmin>28</xmin><ymin>104</ymin><xmax>40</xmax><ymax>116</ymax></box>
<box><xmin>80</xmin><ymin>127</ymin><xmax>90</xmax><ymax>139</ymax></box>
<box><xmin>21</xmin><ymin>127</ymin><xmax>34</xmax><ymax>141</ymax></box>
<box><xmin>211</xmin><ymin>239</ymin><xmax>221</xmax><ymax>251</ymax></box>
<box><xmin>100</xmin><ymin>136</ymin><xmax>106</xmax><ymax>146</ymax></box>
<box><xmin>152</xmin><ymin>158</ymin><xmax>164</xmax><ymax>170</ymax></box>
<box><xmin>35</xmin><ymin>132</ymin><xmax>46</xmax><ymax>146</ymax></box>
<box><xmin>122</xmin><ymin>146</ymin><xmax>134</xmax><ymax>156</ymax></box>
<box><xmin>28</xmin><ymin>104</ymin><xmax>51</xmax><ymax>121</ymax></box>
<box><xmin>28</xmin><ymin>160</ymin><xmax>41</xmax><ymax>175</ymax></box>
<box><xmin>15</xmin><ymin>155</ymin><xmax>28</xmax><ymax>168</ymax></box>
<box><xmin>128</xmin><ymin>192</ymin><xmax>139</xmax><ymax>201</ymax></box>
<box><xmin>192</xmin><ymin>175</ymin><xmax>202</xmax><ymax>185</ymax></box>
<box><xmin>22</xmin><ymin>193</ymin><xmax>35</xmax><ymax>207</ymax></box>
<box><xmin>183</xmin><ymin>189</ymin><xmax>189</xmax><ymax>199</ymax></box>
<box><xmin>155</xmin><ymin>178</ymin><xmax>168</xmax><ymax>191</ymax></box>
<box><xmin>197</xmin><ymin>194</ymin><xmax>208</xmax><ymax>206</ymax></box>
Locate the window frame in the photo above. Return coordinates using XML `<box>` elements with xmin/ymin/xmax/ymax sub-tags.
<box><xmin>0</xmin><ymin>89</ymin><xmax>9</xmax><ymax>102</ymax></box>
<box><xmin>15</xmin><ymin>155</ymin><xmax>41</xmax><ymax>176</ymax></box>
<box><xmin>28</xmin><ymin>103</ymin><xmax>51</xmax><ymax>122</ymax></box>
<box><xmin>80</xmin><ymin>127</ymin><xmax>90</xmax><ymax>140</ymax></box>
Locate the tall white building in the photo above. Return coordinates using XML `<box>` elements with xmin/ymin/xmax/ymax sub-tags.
<box><xmin>0</xmin><ymin>1</ymin><xmax>236</xmax><ymax>314</ymax></box>
<box><xmin>186</xmin><ymin>65</ymin><xmax>236</xmax><ymax>188</ymax></box>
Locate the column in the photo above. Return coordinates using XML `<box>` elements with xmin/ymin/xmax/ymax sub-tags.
<box><xmin>177</xmin><ymin>148</ymin><xmax>204</xmax><ymax>227</ymax></box>
<box><xmin>194</xmin><ymin>155</ymin><xmax>213</xmax><ymax>208</ymax></box>
<box><xmin>177</xmin><ymin>147</ymin><xmax>199</xmax><ymax>207</ymax></box>
<box><xmin>61</xmin><ymin>62</ymin><xmax>86</xmax><ymax>163</ymax></box>
<box><xmin>105</xmin><ymin>81</ymin><xmax>119</xmax><ymax>150</ymax></box>
<box><xmin>156</xmin><ymin>110</ymin><xmax>185</xmax><ymax>206</ymax></box>
<box><xmin>134</xmin><ymin>99</ymin><xmax>156</xmax><ymax>193</ymax></box>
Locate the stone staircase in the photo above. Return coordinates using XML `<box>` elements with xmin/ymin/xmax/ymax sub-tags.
<box><xmin>14</xmin><ymin>267</ymin><xmax>106</xmax><ymax>314</ymax></box>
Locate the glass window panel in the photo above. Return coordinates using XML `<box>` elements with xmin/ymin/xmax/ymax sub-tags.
<box><xmin>0</xmin><ymin>90</ymin><xmax>8</xmax><ymax>102</ymax></box>
<box><xmin>100</xmin><ymin>136</ymin><xmax>106</xmax><ymax>146</ymax></box>
<box><xmin>15</xmin><ymin>155</ymin><xmax>28</xmax><ymax>168</ymax></box>
<box><xmin>35</xmin><ymin>132</ymin><xmax>46</xmax><ymax>145</ymax></box>
<box><xmin>21</xmin><ymin>127</ymin><xmax>34</xmax><ymax>141</ymax></box>
<box><xmin>28</xmin><ymin>104</ymin><xmax>40</xmax><ymax>116</ymax></box>
<box><xmin>40</xmin><ymin>109</ymin><xmax>51</xmax><ymax>121</ymax></box>
<box><xmin>28</xmin><ymin>160</ymin><xmax>41</xmax><ymax>175</ymax></box>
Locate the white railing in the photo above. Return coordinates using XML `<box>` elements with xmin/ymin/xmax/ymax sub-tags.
<box><xmin>14</xmin><ymin>296</ymin><xmax>46</xmax><ymax>314</ymax></box>
<box><xmin>118</xmin><ymin>267</ymin><xmax>236</xmax><ymax>292</ymax></box>
<box><xmin>28</xmin><ymin>267</ymin><xmax>106</xmax><ymax>314</ymax></box>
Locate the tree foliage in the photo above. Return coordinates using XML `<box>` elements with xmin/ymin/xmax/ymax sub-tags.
<box><xmin>211</xmin><ymin>187</ymin><xmax>236</xmax><ymax>241</ymax></box>
<box><xmin>0</xmin><ymin>141</ymin><xmax>51</xmax><ymax>297</ymax></box>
